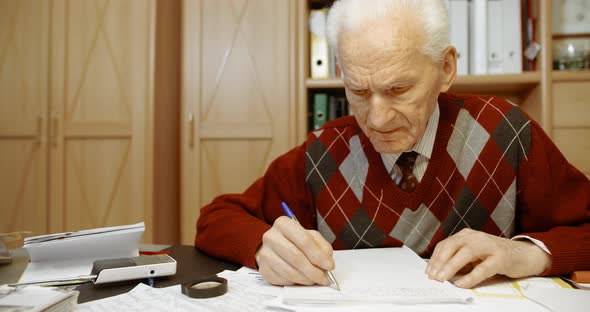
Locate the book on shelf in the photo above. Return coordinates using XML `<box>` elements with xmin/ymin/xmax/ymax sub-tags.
<box><xmin>469</xmin><ymin>0</ymin><xmax>488</xmax><ymax>75</ymax></box>
<box><xmin>447</xmin><ymin>0</ymin><xmax>529</xmax><ymax>75</ymax></box>
<box><xmin>310</xmin><ymin>9</ymin><xmax>330</xmax><ymax>79</ymax></box>
<box><xmin>309</xmin><ymin>0</ymin><xmax>533</xmax><ymax>79</ymax></box>
<box><xmin>487</xmin><ymin>0</ymin><xmax>503</xmax><ymax>74</ymax></box>
<box><xmin>328</xmin><ymin>96</ymin><xmax>349</xmax><ymax>120</ymax></box>
<box><xmin>522</xmin><ymin>0</ymin><xmax>539</xmax><ymax>71</ymax></box>
<box><xmin>446</xmin><ymin>0</ymin><xmax>469</xmax><ymax>75</ymax></box>
<box><xmin>312</xmin><ymin>93</ymin><xmax>350</xmax><ymax>130</ymax></box>
<box><xmin>313</xmin><ymin>93</ymin><xmax>328</xmax><ymax>130</ymax></box>
<box><xmin>309</xmin><ymin>7</ymin><xmax>341</xmax><ymax>80</ymax></box>
<box><xmin>502</xmin><ymin>0</ymin><xmax>523</xmax><ymax>73</ymax></box>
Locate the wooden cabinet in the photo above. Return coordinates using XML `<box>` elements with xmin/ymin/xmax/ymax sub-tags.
<box><xmin>48</xmin><ymin>0</ymin><xmax>156</xmax><ymax>240</ymax></box>
<box><xmin>551</xmin><ymin>74</ymin><xmax>590</xmax><ymax>177</ymax></box>
<box><xmin>0</xmin><ymin>0</ymin><xmax>50</xmax><ymax>235</ymax></box>
<box><xmin>1</xmin><ymin>0</ymin><xmax>179</xmax><ymax>243</ymax></box>
<box><xmin>180</xmin><ymin>0</ymin><xmax>297</xmax><ymax>244</ymax></box>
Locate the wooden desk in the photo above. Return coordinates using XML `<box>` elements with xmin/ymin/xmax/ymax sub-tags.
<box><xmin>0</xmin><ymin>245</ymin><xmax>239</xmax><ymax>304</ymax></box>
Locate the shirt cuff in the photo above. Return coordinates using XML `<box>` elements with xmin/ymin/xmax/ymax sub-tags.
<box><xmin>512</xmin><ymin>235</ymin><xmax>552</xmax><ymax>255</ymax></box>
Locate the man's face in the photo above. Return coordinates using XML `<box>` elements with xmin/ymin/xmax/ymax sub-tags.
<box><xmin>338</xmin><ymin>17</ymin><xmax>445</xmax><ymax>154</ymax></box>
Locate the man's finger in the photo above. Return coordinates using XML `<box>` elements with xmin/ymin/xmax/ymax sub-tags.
<box><xmin>270</xmin><ymin>233</ymin><xmax>329</xmax><ymax>285</ymax></box>
<box><xmin>263</xmin><ymin>247</ymin><xmax>316</xmax><ymax>285</ymax></box>
<box><xmin>434</xmin><ymin>245</ymin><xmax>479</xmax><ymax>282</ymax></box>
<box><xmin>309</xmin><ymin>230</ymin><xmax>335</xmax><ymax>269</ymax></box>
<box><xmin>257</xmin><ymin>247</ymin><xmax>294</xmax><ymax>286</ymax></box>
<box><xmin>453</xmin><ymin>258</ymin><xmax>498</xmax><ymax>288</ymax></box>
<box><xmin>272</xmin><ymin>254</ymin><xmax>317</xmax><ymax>286</ymax></box>
<box><xmin>275</xmin><ymin>217</ymin><xmax>332</xmax><ymax>270</ymax></box>
<box><xmin>427</xmin><ymin>234</ymin><xmax>469</xmax><ymax>278</ymax></box>
<box><xmin>259</xmin><ymin>264</ymin><xmax>293</xmax><ymax>286</ymax></box>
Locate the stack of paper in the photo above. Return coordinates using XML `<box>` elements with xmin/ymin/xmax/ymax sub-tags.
<box><xmin>282</xmin><ymin>246</ymin><xmax>473</xmax><ymax>305</ymax></box>
<box><xmin>0</xmin><ymin>285</ymin><xmax>78</xmax><ymax>312</ymax></box>
<box><xmin>76</xmin><ymin>269</ymin><xmax>280</xmax><ymax>312</ymax></box>
<box><xmin>19</xmin><ymin>222</ymin><xmax>144</xmax><ymax>284</ymax></box>
<box><xmin>77</xmin><ymin>247</ymin><xmax>580</xmax><ymax>312</ymax></box>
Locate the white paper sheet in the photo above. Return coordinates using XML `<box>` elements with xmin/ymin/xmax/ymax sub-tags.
<box><xmin>76</xmin><ymin>283</ymin><xmax>196</xmax><ymax>312</ymax></box>
<box><xmin>522</xmin><ymin>287</ymin><xmax>590</xmax><ymax>312</ymax></box>
<box><xmin>282</xmin><ymin>246</ymin><xmax>473</xmax><ymax>305</ymax></box>
<box><xmin>77</xmin><ymin>275</ymin><xmax>280</xmax><ymax>312</ymax></box>
<box><xmin>0</xmin><ymin>285</ymin><xmax>78</xmax><ymax>312</ymax></box>
<box><xmin>75</xmin><ymin>266</ymin><xmax>556</xmax><ymax>312</ymax></box>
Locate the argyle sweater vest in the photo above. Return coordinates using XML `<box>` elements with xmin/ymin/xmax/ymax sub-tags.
<box><xmin>196</xmin><ymin>92</ymin><xmax>590</xmax><ymax>274</ymax></box>
<box><xmin>306</xmin><ymin>94</ymin><xmax>529</xmax><ymax>256</ymax></box>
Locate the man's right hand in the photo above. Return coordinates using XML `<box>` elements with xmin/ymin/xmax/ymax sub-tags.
<box><xmin>255</xmin><ymin>216</ymin><xmax>335</xmax><ymax>286</ymax></box>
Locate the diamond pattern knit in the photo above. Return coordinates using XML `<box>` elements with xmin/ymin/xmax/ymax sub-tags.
<box><xmin>306</xmin><ymin>95</ymin><xmax>530</xmax><ymax>254</ymax></box>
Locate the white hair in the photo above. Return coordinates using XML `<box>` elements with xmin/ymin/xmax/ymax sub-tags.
<box><xmin>326</xmin><ymin>0</ymin><xmax>450</xmax><ymax>63</ymax></box>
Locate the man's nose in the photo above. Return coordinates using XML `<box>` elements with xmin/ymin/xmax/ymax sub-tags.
<box><xmin>367</xmin><ymin>94</ymin><xmax>396</xmax><ymax>131</ymax></box>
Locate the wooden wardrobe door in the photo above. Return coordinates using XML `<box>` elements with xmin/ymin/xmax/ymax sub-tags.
<box><xmin>181</xmin><ymin>0</ymin><xmax>297</xmax><ymax>243</ymax></box>
<box><xmin>0</xmin><ymin>1</ymin><xmax>49</xmax><ymax>235</ymax></box>
<box><xmin>49</xmin><ymin>0</ymin><xmax>155</xmax><ymax>240</ymax></box>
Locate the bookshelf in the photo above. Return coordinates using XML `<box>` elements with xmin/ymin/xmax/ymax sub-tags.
<box><xmin>296</xmin><ymin>0</ymin><xmax>590</xmax><ymax>177</ymax></box>
<box><xmin>306</xmin><ymin>72</ymin><xmax>542</xmax><ymax>95</ymax></box>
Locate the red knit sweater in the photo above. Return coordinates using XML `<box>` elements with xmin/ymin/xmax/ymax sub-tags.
<box><xmin>196</xmin><ymin>93</ymin><xmax>590</xmax><ymax>275</ymax></box>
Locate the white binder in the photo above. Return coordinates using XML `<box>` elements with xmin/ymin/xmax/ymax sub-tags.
<box><xmin>502</xmin><ymin>0</ymin><xmax>522</xmax><ymax>73</ymax></box>
<box><xmin>469</xmin><ymin>0</ymin><xmax>488</xmax><ymax>75</ymax></box>
<box><xmin>487</xmin><ymin>0</ymin><xmax>504</xmax><ymax>74</ymax></box>
<box><xmin>310</xmin><ymin>9</ymin><xmax>329</xmax><ymax>79</ymax></box>
<box><xmin>448</xmin><ymin>0</ymin><xmax>469</xmax><ymax>75</ymax></box>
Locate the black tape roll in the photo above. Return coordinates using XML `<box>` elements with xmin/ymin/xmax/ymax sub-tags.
<box><xmin>181</xmin><ymin>276</ymin><xmax>228</xmax><ymax>299</ymax></box>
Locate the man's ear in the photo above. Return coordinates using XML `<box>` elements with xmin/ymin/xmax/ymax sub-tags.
<box><xmin>439</xmin><ymin>46</ymin><xmax>457</xmax><ymax>93</ymax></box>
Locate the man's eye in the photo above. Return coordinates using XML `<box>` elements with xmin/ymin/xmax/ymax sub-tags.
<box><xmin>351</xmin><ymin>89</ymin><xmax>370</xmax><ymax>97</ymax></box>
<box><xmin>389</xmin><ymin>86</ymin><xmax>411</xmax><ymax>94</ymax></box>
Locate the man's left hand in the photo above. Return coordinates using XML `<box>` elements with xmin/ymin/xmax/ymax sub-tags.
<box><xmin>426</xmin><ymin>228</ymin><xmax>552</xmax><ymax>288</ymax></box>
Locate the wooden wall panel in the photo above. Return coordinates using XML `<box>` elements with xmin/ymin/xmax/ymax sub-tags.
<box><xmin>553</xmin><ymin>129</ymin><xmax>590</xmax><ymax>178</ymax></box>
<box><xmin>0</xmin><ymin>0</ymin><xmax>49</xmax><ymax>235</ymax></box>
<box><xmin>50</xmin><ymin>0</ymin><xmax>154</xmax><ymax>241</ymax></box>
<box><xmin>181</xmin><ymin>0</ymin><xmax>297</xmax><ymax>244</ymax></box>
<box><xmin>553</xmin><ymin>82</ymin><xmax>590</xmax><ymax>128</ymax></box>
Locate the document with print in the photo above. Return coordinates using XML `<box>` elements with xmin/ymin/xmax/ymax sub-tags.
<box><xmin>283</xmin><ymin>246</ymin><xmax>473</xmax><ymax>305</ymax></box>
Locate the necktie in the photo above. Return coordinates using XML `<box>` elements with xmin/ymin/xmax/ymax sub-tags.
<box><xmin>397</xmin><ymin>151</ymin><xmax>419</xmax><ymax>192</ymax></box>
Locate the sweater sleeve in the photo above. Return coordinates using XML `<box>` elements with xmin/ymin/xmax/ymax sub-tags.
<box><xmin>517</xmin><ymin>118</ymin><xmax>590</xmax><ymax>275</ymax></box>
<box><xmin>195</xmin><ymin>137</ymin><xmax>316</xmax><ymax>268</ymax></box>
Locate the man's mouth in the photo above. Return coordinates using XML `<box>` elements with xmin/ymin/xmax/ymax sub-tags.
<box><xmin>370</xmin><ymin>130</ymin><xmax>400</xmax><ymax>142</ymax></box>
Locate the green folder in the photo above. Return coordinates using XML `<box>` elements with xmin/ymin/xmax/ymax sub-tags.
<box><xmin>313</xmin><ymin>93</ymin><xmax>328</xmax><ymax>130</ymax></box>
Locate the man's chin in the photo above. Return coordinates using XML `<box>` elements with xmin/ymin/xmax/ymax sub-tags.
<box><xmin>371</xmin><ymin>139</ymin><xmax>409</xmax><ymax>154</ymax></box>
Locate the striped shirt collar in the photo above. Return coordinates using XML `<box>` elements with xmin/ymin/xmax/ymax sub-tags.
<box><xmin>381</xmin><ymin>103</ymin><xmax>440</xmax><ymax>173</ymax></box>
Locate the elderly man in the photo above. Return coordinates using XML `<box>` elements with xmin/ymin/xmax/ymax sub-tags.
<box><xmin>196</xmin><ymin>0</ymin><xmax>590</xmax><ymax>288</ymax></box>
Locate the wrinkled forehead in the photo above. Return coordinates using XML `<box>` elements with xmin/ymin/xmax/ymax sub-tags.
<box><xmin>336</xmin><ymin>14</ymin><xmax>425</xmax><ymax>64</ymax></box>
<box><xmin>337</xmin><ymin>16</ymin><xmax>426</xmax><ymax>76</ymax></box>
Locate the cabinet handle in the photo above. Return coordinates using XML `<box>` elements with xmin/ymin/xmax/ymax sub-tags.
<box><xmin>188</xmin><ymin>113</ymin><xmax>195</xmax><ymax>148</ymax></box>
<box><xmin>35</xmin><ymin>116</ymin><xmax>42</xmax><ymax>146</ymax></box>
<box><xmin>52</xmin><ymin>116</ymin><xmax>59</xmax><ymax>147</ymax></box>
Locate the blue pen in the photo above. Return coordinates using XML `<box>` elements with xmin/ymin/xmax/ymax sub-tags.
<box><xmin>281</xmin><ymin>202</ymin><xmax>341</xmax><ymax>291</ymax></box>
